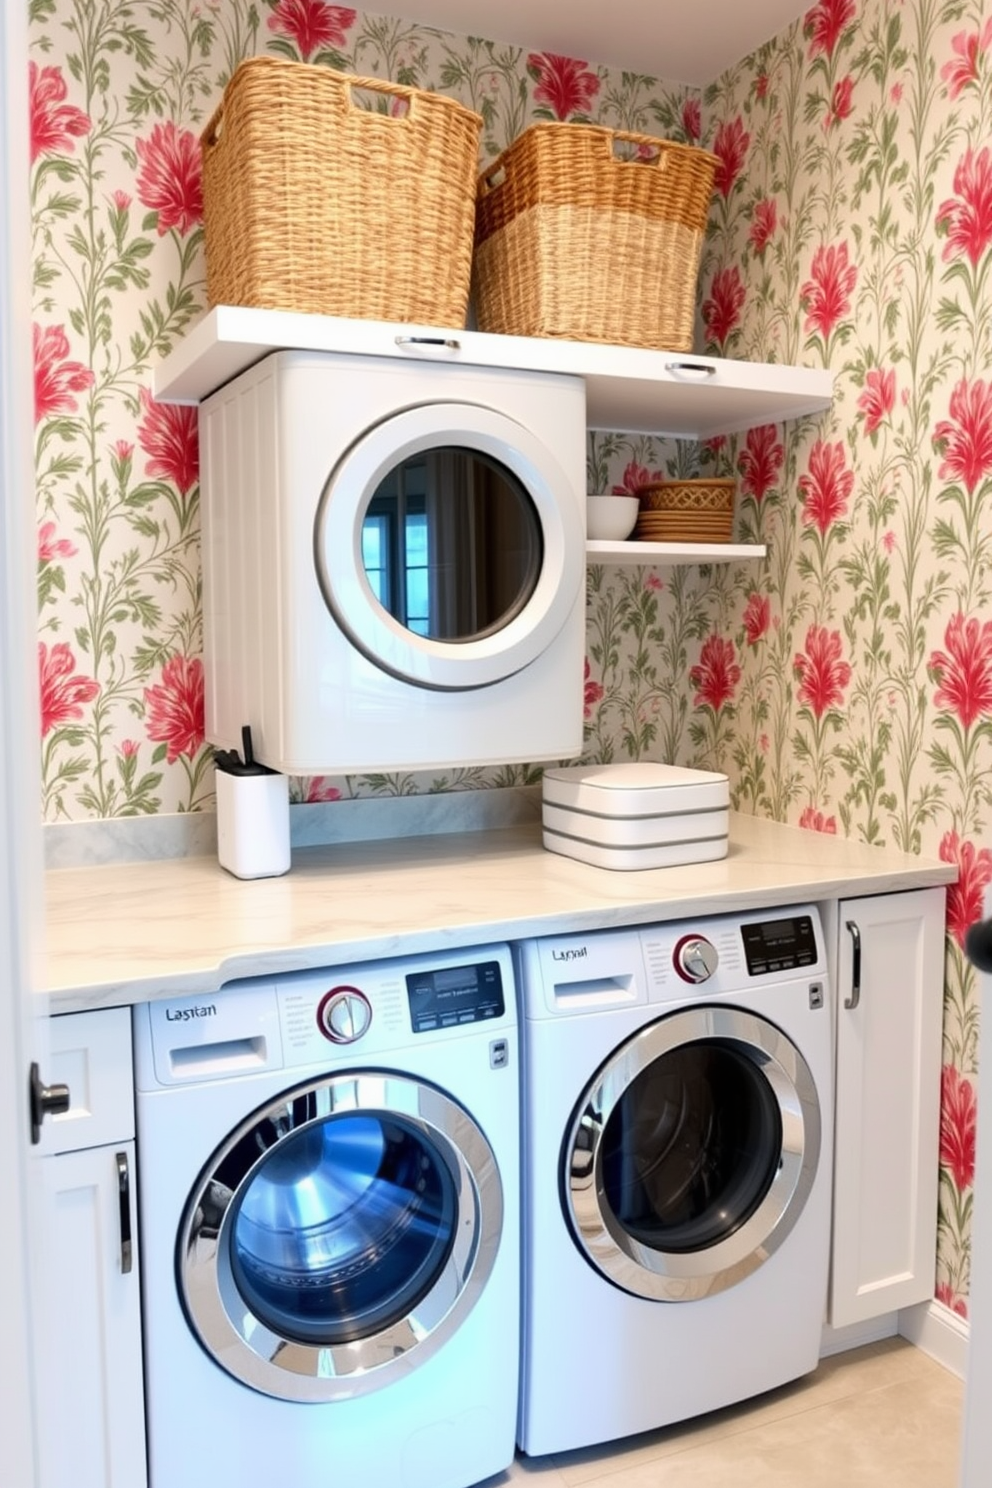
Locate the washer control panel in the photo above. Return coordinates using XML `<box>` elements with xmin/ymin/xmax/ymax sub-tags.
<box><xmin>741</xmin><ymin>914</ymin><xmax>819</xmax><ymax>976</ymax></box>
<box><xmin>406</xmin><ymin>959</ymin><xmax>505</xmax><ymax>1034</ymax></box>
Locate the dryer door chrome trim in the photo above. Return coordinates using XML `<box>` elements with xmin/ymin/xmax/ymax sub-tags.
<box><xmin>563</xmin><ymin>1005</ymin><xmax>821</xmax><ymax>1301</ymax></box>
<box><xmin>314</xmin><ymin>401</ymin><xmax>584</xmax><ymax>690</ymax></box>
<box><xmin>178</xmin><ymin>1072</ymin><xmax>502</xmax><ymax>1401</ymax></box>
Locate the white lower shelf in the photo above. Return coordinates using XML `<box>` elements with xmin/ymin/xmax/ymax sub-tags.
<box><xmin>587</xmin><ymin>539</ymin><xmax>767</xmax><ymax>565</ymax></box>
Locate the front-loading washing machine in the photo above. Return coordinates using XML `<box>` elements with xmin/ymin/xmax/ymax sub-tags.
<box><xmin>514</xmin><ymin>906</ymin><xmax>834</xmax><ymax>1456</ymax></box>
<box><xmin>133</xmin><ymin>943</ymin><xmax>519</xmax><ymax>1488</ymax></box>
<box><xmin>197</xmin><ymin>350</ymin><xmax>588</xmax><ymax>775</ymax></box>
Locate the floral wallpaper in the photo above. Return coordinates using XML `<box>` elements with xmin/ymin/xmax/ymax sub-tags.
<box><xmin>25</xmin><ymin>0</ymin><xmax>990</xmax><ymax>1310</ymax></box>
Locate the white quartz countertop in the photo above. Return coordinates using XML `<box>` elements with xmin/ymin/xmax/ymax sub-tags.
<box><xmin>43</xmin><ymin>812</ymin><xmax>955</xmax><ymax>1012</ymax></box>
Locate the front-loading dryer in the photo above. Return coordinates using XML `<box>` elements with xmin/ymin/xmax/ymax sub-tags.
<box><xmin>133</xmin><ymin>944</ymin><xmax>519</xmax><ymax>1488</ymax></box>
<box><xmin>198</xmin><ymin>350</ymin><xmax>587</xmax><ymax>774</ymax></box>
<box><xmin>515</xmin><ymin>907</ymin><xmax>834</xmax><ymax>1457</ymax></box>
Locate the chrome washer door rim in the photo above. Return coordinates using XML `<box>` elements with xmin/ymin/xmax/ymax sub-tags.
<box><xmin>179</xmin><ymin>1073</ymin><xmax>502</xmax><ymax>1401</ymax></box>
<box><xmin>564</xmin><ymin>1006</ymin><xmax>821</xmax><ymax>1301</ymax></box>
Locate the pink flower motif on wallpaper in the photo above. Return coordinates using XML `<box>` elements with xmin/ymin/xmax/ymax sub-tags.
<box><xmin>29</xmin><ymin>61</ymin><xmax>90</xmax><ymax>164</ymax></box>
<box><xmin>712</xmin><ymin>117</ymin><xmax>750</xmax><ymax>198</ymax></box>
<box><xmin>137</xmin><ymin>388</ymin><xmax>199</xmax><ymax>496</ymax></box>
<box><xmin>939</xmin><ymin>829</ymin><xmax>992</xmax><ymax>948</ymax></box>
<box><xmin>804</xmin><ymin>0</ymin><xmax>856</xmax><ymax>59</ymax></box>
<box><xmin>824</xmin><ymin>75</ymin><xmax>854</xmax><ymax>129</ymax></box>
<box><xmin>935</xmin><ymin>146</ymin><xmax>992</xmax><ymax>267</ymax></box>
<box><xmin>37</xmin><ymin>521</ymin><xmax>77</xmax><ymax>564</ymax></box>
<box><xmin>143</xmin><ymin>656</ymin><xmax>205</xmax><ymax>764</ymax></box>
<box><xmin>583</xmin><ymin>658</ymin><xmax>604</xmax><ymax>718</ymax></box>
<box><xmin>135</xmin><ymin>122</ymin><xmax>202</xmax><ymax>236</ymax></box>
<box><xmin>929</xmin><ymin>613</ymin><xmax>992</xmax><ymax>728</ymax></box>
<box><xmin>933</xmin><ymin>377</ymin><xmax>992</xmax><ymax>492</ymax></box>
<box><xmin>38</xmin><ymin>642</ymin><xmax>99</xmax><ymax>735</ymax></box>
<box><xmin>749</xmin><ymin>198</ymin><xmax>777</xmax><ymax>255</ymax></box>
<box><xmin>755</xmin><ymin>73</ymin><xmax>770</xmax><ymax>100</ymax></box>
<box><xmin>738</xmin><ymin>423</ymin><xmax>784</xmax><ymax>503</ymax></box>
<box><xmin>267</xmin><ymin>1</ymin><xmax>357</xmax><ymax>60</ymax></box>
<box><xmin>798</xmin><ymin>806</ymin><xmax>837</xmax><ymax>833</ymax></box>
<box><xmin>689</xmin><ymin>636</ymin><xmax>741</xmax><ymax>710</ymax></box>
<box><xmin>33</xmin><ymin>323</ymin><xmax>94</xmax><ymax>423</ymax></box>
<box><xmin>798</xmin><ymin>439</ymin><xmax>854</xmax><ymax>532</ymax></box>
<box><xmin>681</xmin><ymin>97</ymin><xmax>701</xmax><ymax>142</ymax></box>
<box><xmin>793</xmin><ymin>625</ymin><xmax>852</xmax><ymax>716</ymax></box>
<box><xmin>527</xmin><ymin>54</ymin><xmax>600</xmax><ymax>119</ymax></box>
<box><xmin>611</xmin><ymin>459</ymin><xmax>664</xmax><ymax>495</ymax></box>
<box><xmin>304</xmin><ymin>778</ymin><xmax>343</xmax><ymax>803</ymax></box>
<box><xmin>941</xmin><ymin>1065</ymin><xmax>977</xmax><ymax>1192</ymax></box>
<box><xmin>742</xmin><ymin>592</ymin><xmax>771</xmax><ymax>645</ymax></box>
<box><xmin>702</xmin><ymin>265</ymin><xmax>746</xmax><ymax>346</ymax></box>
<box><xmin>935</xmin><ymin>1282</ymin><xmax>968</xmax><ymax>1319</ymax></box>
<box><xmin>858</xmin><ymin>367</ymin><xmax>896</xmax><ymax>436</ymax></box>
<box><xmin>940</xmin><ymin>21</ymin><xmax>992</xmax><ymax>100</ymax></box>
<box><xmin>801</xmin><ymin>241</ymin><xmax>858</xmax><ymax>340</ymax></box>
<box><xmin>937</xmin><ymin>145</ymin><xmax>992</xmax><ymax>265</ymax></box>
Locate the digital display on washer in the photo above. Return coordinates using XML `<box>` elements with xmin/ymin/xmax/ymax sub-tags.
<box><xmin>741</xmin><ymin>915</ymin><xmax>818</xmax><ymax>975</ymax></box>
<box><xmin>406</xmin><ymin>960</ymin><xmax>505</xmax><ymax>1032</ymax></box>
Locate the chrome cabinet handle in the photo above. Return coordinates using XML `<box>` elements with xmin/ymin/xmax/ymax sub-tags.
<box><xmin>394</xmin><ymin>335</ymin><xmax>461</xmax><ymax>350</ymax></box>
<box><xmin>664</xmin><ymin>360</ymin><xmax>716</xmax><ymax>378</ymax></box>
<box><xmin>116</xmin><ymin>1151</ymin><xmax>133</xmax><ymax>1275</ymax></box>
<box><xmin>845</xmin><ymin>920</ymin><xmax>861</xmax><ymax>1010</ymax></box>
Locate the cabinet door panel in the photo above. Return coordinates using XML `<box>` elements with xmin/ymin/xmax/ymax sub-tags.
<box><xmin>37</xmin><ymin>1142</ymin><xmax>146</xmax><ymax>1488</ymax></box>
<box><xmin>830</xmin><ymin>888</ymin><xmax>945</xmax><ymax>1327</ymax></box>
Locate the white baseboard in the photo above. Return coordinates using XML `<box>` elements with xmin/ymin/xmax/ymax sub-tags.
<box><xmin>899</xmin><ymin>1299</ymin><xmax>970</xmax><ymax>1379</ymax></box>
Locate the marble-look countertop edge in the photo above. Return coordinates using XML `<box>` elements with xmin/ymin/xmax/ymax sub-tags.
<box><xmin>43</xmin><ymin>814</ymin><xmax>956</xmax><ymax>1013</ymax></box>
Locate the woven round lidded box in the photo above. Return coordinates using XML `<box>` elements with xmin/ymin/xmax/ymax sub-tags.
<box><xmin>200</xmin><ymin>58</ymin><xmax>483</xmax><ymax>327</ymax></box>
<box><xmin>472</xmin><ymin>122</ymin><xmax>718</xmax><ymax>350</ymax></box>
<box><xmin>634</xmin><ymin>477</ymin><xmax>737</xmax><ymax>544</ymax></box>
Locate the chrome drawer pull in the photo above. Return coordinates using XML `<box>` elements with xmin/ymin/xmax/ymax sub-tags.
<box><xmin>116</xmin><ymin>1151</ymin><xmax>133</xmax><ymax>1275</ymax></box>
<box><xmin>845</xmin><ymin>920</ymin><xmax>861</xmax><ymax>1010</ymax></box>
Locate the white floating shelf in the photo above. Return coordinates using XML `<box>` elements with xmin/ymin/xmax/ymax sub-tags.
<box><xmin>154</xmin><ymin>307</ymin><xmax>833</xmax><ymax>440</ymax></box>
<box><xmin>587</xmin><ymin>540</ymin><xmax>767</xmax><ymax>565</ymax></box>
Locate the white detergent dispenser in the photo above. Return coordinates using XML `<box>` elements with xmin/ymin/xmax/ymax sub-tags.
<box><xmin>198</xmin><ymin>350</ymin><xmax>588</xmax><ymax>775</ymax></box>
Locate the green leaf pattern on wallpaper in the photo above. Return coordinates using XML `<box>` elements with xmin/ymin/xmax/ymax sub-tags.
<box><xmin>27</xmin><ymin>0</ymin><xmax>992</xmax><ymax>1310</ymax></box>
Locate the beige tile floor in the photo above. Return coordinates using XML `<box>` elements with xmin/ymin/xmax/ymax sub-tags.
<box><xmin>485</xmin><ymin>1338</ymin><xmax>963</xmax><ymax>1488</ymax></box>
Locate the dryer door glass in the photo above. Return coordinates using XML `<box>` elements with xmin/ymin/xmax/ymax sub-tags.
<box><xmin>178</xmin><ymin>1072</ymin><xmax>503</xmax><ymax>1401</ymax></box>
<box><xmin>315</xmin><ymin>402</ymin><xmax>584</xmax><ymax>690</ymax></box>
<box><xmin>599</xmin><ymin>1041</ymin><xmax>783</xmax><ymax>1253</ymax></box>
<box><xmin>564</xmin><ymin>1006</ymin><xmax>820</xmax><ymax>1302</ymax></box>
<box><xmin>228</xmin><ymin>1112</ymin><xmax>458</xmax><ymax>1345</ymax></box>
<box><xmin>361</xmin><ymin>448</ymin><xmax>542</xmax><ymax>642</ymax></box>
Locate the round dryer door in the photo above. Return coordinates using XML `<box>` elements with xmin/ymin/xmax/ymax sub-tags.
<box><xmin>314</xmin><ymin>402</ymin><xmax>585</xmax><ymax>689</ymax></box>
<box><xmin>178</xmin><ymin>1072</ymin><xmax>503</xmax><ymax>1401</ymax></box>
<box><xmin>563</xmin><ymin>1006</ymin><xmax>821</xmax><ymax>1301</ymax></box>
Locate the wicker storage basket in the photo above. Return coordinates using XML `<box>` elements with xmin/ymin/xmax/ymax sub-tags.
<box><xmin>473</xmin><ymin>122</ymin><xmax>718</xmax><ymax>349</ymax></box>
<box><xmin>634</xmin><ymin>477</ymin><xmax>736</xmax><ymax>543</ymax></box>
<box><xmin>201</xmin><ymin>58</ymin><xmax>483</xmax><ymax>326</ymax></box>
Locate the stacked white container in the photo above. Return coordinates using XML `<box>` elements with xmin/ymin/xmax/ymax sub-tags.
<box><xmin>541</xmin><ymin>763</ymin><xmax>730</xmax><ymax>870</ymax></box>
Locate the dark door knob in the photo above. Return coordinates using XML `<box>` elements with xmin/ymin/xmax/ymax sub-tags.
<box><xmin>965</xmin><ymin>919</ymin><xmax>992</xmax><ymax>975</ymax></box>
<box><xmin>29</xmin><ymin>1061</ymin><xmax>70</xmax><ymax>1145</ymax></box>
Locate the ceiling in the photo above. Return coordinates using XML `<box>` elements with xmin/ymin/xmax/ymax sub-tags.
<box><xmin>400</xmin><ymin>0</ymin><xmax>811</xmax><ymax>86</ymax></box>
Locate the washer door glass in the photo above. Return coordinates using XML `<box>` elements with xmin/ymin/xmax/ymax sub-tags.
<box><xmin>179</xmin><ymin>1074</ymin><xmax>503</xmax><ymax>1402</ymax></box>
<box><xmin>315</xmin><ymin>402</ymin><xmax>584</xmax><ymax>690</ymax></box>
<box><xmin>229</xmin><ymin>1112</ymin><xmax>458</xmax><ymax>1345</ymax></box>
<box><xmin>564</xmin><ymin>1006</ymin><xmax>820</xmax><ymax>1301</ymax></box>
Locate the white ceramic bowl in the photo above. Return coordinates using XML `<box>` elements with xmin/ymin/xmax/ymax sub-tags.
<box><xmin>586</xmin><ymin>494</ymin><xmax>639</xmax><ymax>541</ymax></box>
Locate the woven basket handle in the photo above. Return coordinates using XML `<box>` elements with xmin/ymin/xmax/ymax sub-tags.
<box><xmin>201</xmin><ymin>98</ymin><xmax>225</xmax><ymax>150</ymax></box>
<box><xmin>339</xmin><ymin>73</ymin><xmax>419</xmax><ymax>120</ymax></box>
<box><xmin>606</xmin><ymin>129</ymin><xmax>667</xmax><ymax>166</ymax></box>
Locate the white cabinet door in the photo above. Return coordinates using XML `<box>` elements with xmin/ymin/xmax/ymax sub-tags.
<box><xmin>36</xmin><ymin>1011</ymin><xmax>147</xmax><ymax>1488</ymax></box>
<box><xmin>829</xmin><ymin>887</ymin><xmax>946</xmax><ymax>1328</ymax></box>
<box><xmin>37</xmin><ymin>1140</ymin><xmax>147</xmax><ymax>1488</ymax></box>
